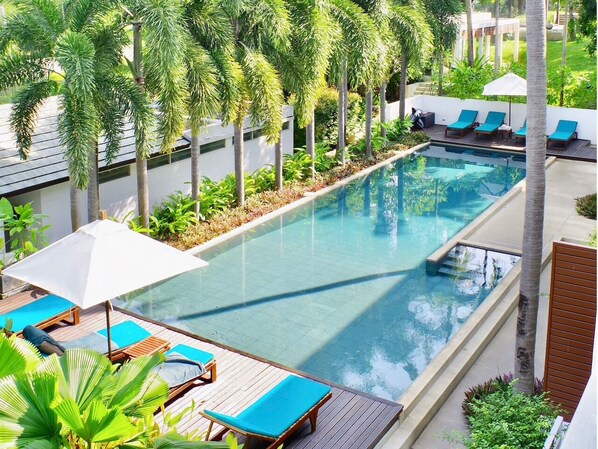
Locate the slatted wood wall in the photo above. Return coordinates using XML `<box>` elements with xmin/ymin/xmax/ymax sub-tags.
<box><xmin>544</xmin><ymin>241</ymin><xmax>597</xmax><ymax>421</ymax></box>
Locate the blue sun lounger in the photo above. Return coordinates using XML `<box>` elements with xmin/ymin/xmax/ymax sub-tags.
<box><xmin>514</xmin><ymin>120</ymin><xmax>527</xmax><ymax>141</ymax></box>
<box><xmin>24</xmin><ymin>320</ymin><xmax>152</xmax><ymax>360</ymax></box>
<box><xmin>445</xmin><ymin>110</ymin><xmax>478</xmax><ymax>137</ymax></box>
<box><xmin>156</xmin><ymin>344</ymin><xmax>217</xmax><ymax>400</ymax></box>
<box><xmin>200</xmin><ymin>375</ymin><xmax>332</xmax><ymax>449</ymax></box>
<box><xmin>0</xmin><ymin>294</ymin><xmax>79</xmax><ymax>334</ymax></box>
<box><xmin>548</xmin><ymin>120</ymin><xmax>578</xmax><ymax>148</ymax></box>
<box><xmin>474</xmin><ymin>111</ymin><xmax>506</xmax><ymax>137</ymax></box>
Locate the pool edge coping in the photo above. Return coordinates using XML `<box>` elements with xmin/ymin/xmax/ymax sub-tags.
<box><xmin>185</xmin><ymin>142</ymin><xmax>429</xmax><ymax>256</ymax></box>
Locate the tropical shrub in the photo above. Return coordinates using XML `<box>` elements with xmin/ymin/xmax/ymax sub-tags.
<box><xmin>252</xmin><ymin>167</ymin><xmax>276</xmax><ymax>192</ymax></box>
<box><xmin>463</xmin><ymin>383</ymin><xmax>559</xmax><ymax>449</ymax></box>
<box><xmin>314</xmin><ymin>143</ymin><xmax>338</xmax><ymax>172</ymax></box>
<box><xmin>150</xmin><ymin>192</ymin><xmax>199</xmax><ymax>240</ymax></box>
<box><xmin>382</xmin><ymin>118</ymin><xmax>413</xmax><ymax>142</ymax></box>
<box><xmin>199</xmin><ymin>177</ymin><xmax>236</xmax><ymax>220</ymax></box>
<box><xmin>587</xmin><ymin>229</ymin><xmax>597</xmax><ymax>247</ymax></box>
<box><xmin>311</xmin><ymin>87</ymin><xmax>364</xmax><ymax>147</ymax></box>
<box><xmin>0</xmin><ymin>333</ymin><xmax>232</xmax><ymax>448</ymax></box>
<box><xmin>283</xmin><ymin>150</ymin><xmax>313</xmax><ymax>182</ymax></box>
<box><xmin>575</xmin><ymin>193</ymin><xmax>597</xmax><ymax>219</ymax></box>
<box><xmin>462</xmin><ymin>373</ymin><xmax>544</xmax><ymax>417</ymax></box>
<box><xmin>445</xmin><ymin>57</ymin><xmax>494</xmax><ymax>100</ymax></box>
<box><xmin>0</xmin><ymin>197</ymin><xmax>51</xmax><ymax>270</ymax></box>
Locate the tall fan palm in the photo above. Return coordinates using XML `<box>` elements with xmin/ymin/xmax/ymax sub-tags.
<box><xmin>0</xmin><ymin>0</ymin><xmax>154</xmax><ymax>228</ymax></box>
<box><xmin>328</xmin><ymin>0</ymin><xmax>381</xmax><ymax>164</ymax></box>
<box><xmin>119</xmin><ymin>0</ymin><xmax>191</xmax><ymax>227</ymax></box>
<box><xmin>352</xmin><ymin>0</ymin><xmax>392</xmax><ymax>158</ymax></box>
<box><xmin>184</xmin><ymin>0</ymin><xmax>238</xmax><ymax>212</ymax></box>
<box><xmin>219</xmin><ymin>0</ymin><xmax>289</xmax><ymax>207</ymax></box>
<box><xmin>275</xmin><ymin>0</ymin><xmax>338</xmax><ymax>179</ymax></box>
<box><xmin>392</xmin><ymin>0</ymin><xmax>433</xmax><ymax>120</ymax></box>
<box><xmin>515</xmin><ymin>0</ymin><xmax>547</xmax><ymax>395</ymax></box>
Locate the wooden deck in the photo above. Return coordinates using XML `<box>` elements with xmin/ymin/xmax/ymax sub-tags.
<box><xmin>1</xmin><ymin>291</ymin><xmax>402</xmax><ymax>449</ymax></box>
<box><xmin>424</xmin><ymin>124</ymin><xmax>596</xmax><ymax>162</ymax></box>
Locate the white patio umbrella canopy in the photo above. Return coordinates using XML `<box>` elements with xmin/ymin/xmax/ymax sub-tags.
<box><xmin>482</xmin><ymin>72</ymin><xmax>527</xmax><ymax>126</ymax></box>
<box><xmin>3</xmin><ymin>219</ymin><xmax>207</xmax><ymax>308</ymax></box>
<box><xmin>3</xmin><ymin>219</ymin><xmax>207</xmax><ymax>357</ymax></box>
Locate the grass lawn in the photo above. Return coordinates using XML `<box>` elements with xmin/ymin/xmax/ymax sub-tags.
<box><xmin>490</xmin><ymin>38</ymin><xmax>596</xmax><ymax>109</ymax></box>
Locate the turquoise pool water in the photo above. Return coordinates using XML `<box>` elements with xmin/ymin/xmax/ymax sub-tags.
<box><xmin>123</xmin><ymin>145</ymin><xmax>526</xmax><ymax>400</ymax></box>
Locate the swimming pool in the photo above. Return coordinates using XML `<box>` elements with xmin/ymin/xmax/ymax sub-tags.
<box><xmin>123</xmin><ymin>145</ymin><xmax>526</xmax><ymax>400</ymax></box>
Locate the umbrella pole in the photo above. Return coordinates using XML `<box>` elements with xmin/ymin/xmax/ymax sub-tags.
<box><xmin>509</xmin><ymin>97</ymin><xmax>512</xmax><ymax>127</ymax></box>
<box><xmin>105</xmin><ymin>301</ymin><xmax>112</xmax><ymax>361</ymax></box>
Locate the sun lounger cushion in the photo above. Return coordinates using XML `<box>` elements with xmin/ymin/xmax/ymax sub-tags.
<box><xmin>548</xmin><ymin>120</ymin><xmax>578</xmax><ymax>141</ymax></box>
<box><xmin>447</xmin><ymin>110</ymin><xmax>478</xmax><ymax>130</ymax></box>
<box><xmin>514</xmin><ymin>121</ymin><xmax>527</xmax><ymax>138</ymax></box>
<box><xmin>24</xmin><ymin>321</ymin><xmax>150</xmax><ymax>355</ymax></box>
<box><xmin>203</xmin><ymin>375</ymin><xmax>332</xmax><ymax>438</ymax></box>
<box><xmin>474</xmin><ymin>112</ymin><xmax>506</xmax><ymax>133</ymax></box>
<box><xmin>155</xmin><ymin>344</ymin><xmax>214</xmax><ymax>388</ymax></box>
<box><xmin>0</xmin><ymin>295</ymin><xmax>75</xmax><ymax>333</ymax></box>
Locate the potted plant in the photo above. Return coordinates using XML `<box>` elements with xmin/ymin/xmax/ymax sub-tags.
<box><xmin>0</xmin><ymin>197</ymin><xmax>51</xmax><ymax>298</ymax></box>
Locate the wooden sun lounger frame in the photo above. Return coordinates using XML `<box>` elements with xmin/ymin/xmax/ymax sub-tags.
<box><xmin>548</xmin><ymin>131</ymin><xmax>578</xmax><ymax>149</ymax></box>
<box><xmin>200</xmin><ymin>391</ymin><xmax>332</xmax><ymax>449</ymax></box>
<box><xmin>14</xmin><ymin>306</ymin><xmax>80</xmax><ymax>336</ymax></box>
<box><xmin>168</xmin><ymin>358</ymin><xmax>218</xmax><ymax>401</ymax></box>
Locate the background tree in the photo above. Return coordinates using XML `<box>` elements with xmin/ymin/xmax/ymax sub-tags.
<box><xmin>0</xmin><ymin>0</ymin><xmax>154</xmax><ymax>228</ymax></box>
<box><xmin>464</xmin><ymin>0</ymin><xmax>475</xmax><ymax>66</ymax></box>
<box><xmin>515</xmin><ymin>0</ymin><xmax>547</xmax><ymax>395</ymax></box>
<box><xmin>576</xmin><ymin>0</ymin><xmax>597</xmax><ymax>55</ymax></box>
<box><xmin>422</xmin><ymin>0</ymin><xmax>462</xmax><ymax>96</ymax></box>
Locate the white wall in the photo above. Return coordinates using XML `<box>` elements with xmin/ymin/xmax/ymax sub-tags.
<box><xmin>28</xmin><ymin>111</ymin><xmax>294</xmax><ymax>243</ymax></box>
<box><xmin>386</xmin><ymin>95</ymin><xmax>598</xmax><ymax>144</ymax></box>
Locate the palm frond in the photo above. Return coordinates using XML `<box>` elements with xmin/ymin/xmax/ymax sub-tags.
<box><xmin>0</xmin><ymin>51</ymin><xmax>46</xmax><ymax>91</ymax></box>
<box><xmin>241</xmin><ymin>48</ymin><xmax>283</xmax><ymax>143</ymax></box>
<box><xmin>208</xmin><ymin>48</ymin><xmax>243</xmax><ymax>125</ymax></box>
<box><xmin>58</xmin><ymin>86</ymin><xmax>98</xmax><ymax>189</ymax></box>
<box><xmin>55</xmin><ymin>30</ymin><xmax>97</xmax><ymax>100</ymax></box>
<box><xmin>185</xmin><ymin>43</ymin><xmax>220</xmax><ymax>134</ymax></box>
<box><xmin>10</xmin><ymin>79</ymin><xmax>58</xmax><ymax>159</ymax></box>
<box><xmin>63</xmin><ymin>0</ymin><xmax>118</xmax><ymax>33</ymax></box>
<box><xmin>390</xmin><ymin>1</ymin><xmax>433</xmax><ymax>67</ymax></box>
<box><xmin>140</xmin><ymin>0</ymin><xmax>189</xmax><ymax>152</ymax></box>
<box><xmin>184</xmin><ymin>0</ymin><xmax>234</xmax><ymax>51</ymax></box>
<box><xmin>240</xmin><ymin>0</ymin><xmax>290</xmax><ymax>50</ymax></box>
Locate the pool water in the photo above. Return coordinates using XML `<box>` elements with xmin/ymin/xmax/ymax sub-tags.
<box><xmin>123</xmin><ymin>145</ymin><xmax>526</xmax><ymax>400</ymax></box>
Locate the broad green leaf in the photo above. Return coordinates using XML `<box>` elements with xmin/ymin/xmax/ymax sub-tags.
<box><xmin>153</xmin><ymin>432</ymin><xmax>231</xmax><ymax>449</ymax></box>
<box><xmin>0</xmin><ymin>334</ymin><xmax>41</xmax><ymax>379</ymax></box>
<box><xmin>0</xmin><ymin>198</ymin><xmax>12</xmax><ymax>219</ymax></box>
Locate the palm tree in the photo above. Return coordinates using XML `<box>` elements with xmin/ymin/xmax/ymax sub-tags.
<box><xmin>278</xmin><ymin>0</ymin><xmax>337</xmax><ymax>177</ymax></box>
<box><xmin>515</xmin><ymin>0</ymin><xmax>547</xmax><ymax>395</ymax></box>
<box><xmin>328</xmin><ymin>0</ymin><xmax>381</xmax><ymax>164</ymax></box>
<box><xmin>464</xmin><ymin>0</ymin><xmax>475</xmax><ymax>66</ymax></box>
<box><xmin>392</xmin><ymin>0</ymin><xmax>433</xmax><ymax>120</ymax></box>
<box><xmin>218</xmin><ymin>0</ymin><xmax>289</xmax><ymax>207</ymax></box>
<box><xmin>0</xmin><ymin>0</ymin><xmax>154</xmax><ymax>229</ymax></box>
<box><xmin>422</xmin><ymin>0</ymin><xmax>461</xmax><ymax>95</ymax></box>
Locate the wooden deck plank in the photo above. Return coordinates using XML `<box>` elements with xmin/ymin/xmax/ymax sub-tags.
<box><xmin>423</xmin><ymin>124</ymin><xmax>595</xmax><ymax>162</ymax></box>
<box><xmin>4</xmin><ymin>294</ymin><xmax>403</xmax><ymax>449</ymax></box>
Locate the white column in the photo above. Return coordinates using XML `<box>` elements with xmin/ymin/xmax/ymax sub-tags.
<box><xmin>497</xmin><ymin>32</ymin><xmax>503</xmax><ymax>67</ymax></box>
<box><xmin>454</xmin><ymin>34</ymin><xmax>464</xmax><ymax>63</ymax></box>
<box><xmin>513</xmin><ymin>27</ymin><xmax>520</xmax><ymax>62</ymax></box>
<box><xmin>478</xmin><ymin>34</ymin><xmax>485</xmax><ymax>59</ymax></box>
<box><xmin>485</xmin><ymin>34</ymin><xmax>492</xmax><ymax>58</ymax></box>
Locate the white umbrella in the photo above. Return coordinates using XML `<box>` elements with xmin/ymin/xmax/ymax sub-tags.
<box><xmin>482</xmin><ymin>72</ymin><xmax>527</xmax><ymax>126</ymax></box>
<box><xmin>3</xmin><ymin>219</ymin><xmax>207</xmax><ymax>358</ymax></box>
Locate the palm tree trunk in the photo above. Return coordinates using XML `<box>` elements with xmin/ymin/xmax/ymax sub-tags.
<box><xmin>133</xmin><ymin>20</ymin><xmax>150</xmax><ymax>228</ymax></box>
<box><xmin>515</xmin><ymin>0</ymin><xmax>547</xmax><ymax>395</ymax></box>
<box><xmin>465</xmin><ymin>0</ymin><xmax>475</xmax><ymax>66</ymax></box>
<box><xmin>380</xmin><ymin>82</ymin><xmax>387</xmax><ymax>140</ymax></box>
<box><xmin>365</xmin><ymin>90</ymin><xmax>372</xmax><ymax>158</ymax></box>
<box><xmin>87</xmin><ymin>144</ymin><xmax>99</xmax><ymax>222</ymax></box>
<box><xmin>399</xmin><ymin>54</ymin><xmax>407</xmax><ymax>119</ymax></box>
<box><xmin>191</xmin><ymin>132</ymin><xmax>201</xmax><ymax>216</ymax></box>
<box><xmin>69</xmin><ymin>181</ymin><xmax>80</xmax><ymax>231</ymax></box>
<box><xmin>234</xmin><ymin>123</ymin><xmax>245</xmax><ymax>207</ymax></box>
<box><xmin>306</xmin><ymin>112</ymin><xmax>316</xmax><ymax>177</ymax></box>
<box><xmin>275</xmin><ymin>131</ymin><xmax>283</xmax><ymax>191</ymax></box>
<box><xmin>337</xmin><ymin>61</ymin><xmax>346</xmax><ymax>165</ymax></box>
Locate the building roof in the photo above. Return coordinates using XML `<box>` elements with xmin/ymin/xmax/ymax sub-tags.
<box><xmin>0</xmin><ymin>97</ymin><xmax>194</xmax><ymax>196</ymax></box>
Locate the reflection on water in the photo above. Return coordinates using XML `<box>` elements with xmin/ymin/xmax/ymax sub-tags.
<box><xmin>122</xmin><ymin>145</ymin><xmax>525</xmax><ymax>400</ymax></box>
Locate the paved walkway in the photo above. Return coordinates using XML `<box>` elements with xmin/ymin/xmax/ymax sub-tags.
<box><xmin>412</xmin><ymin>158</ymin><xmax>596</xmax><ymax>448</ymax></box>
